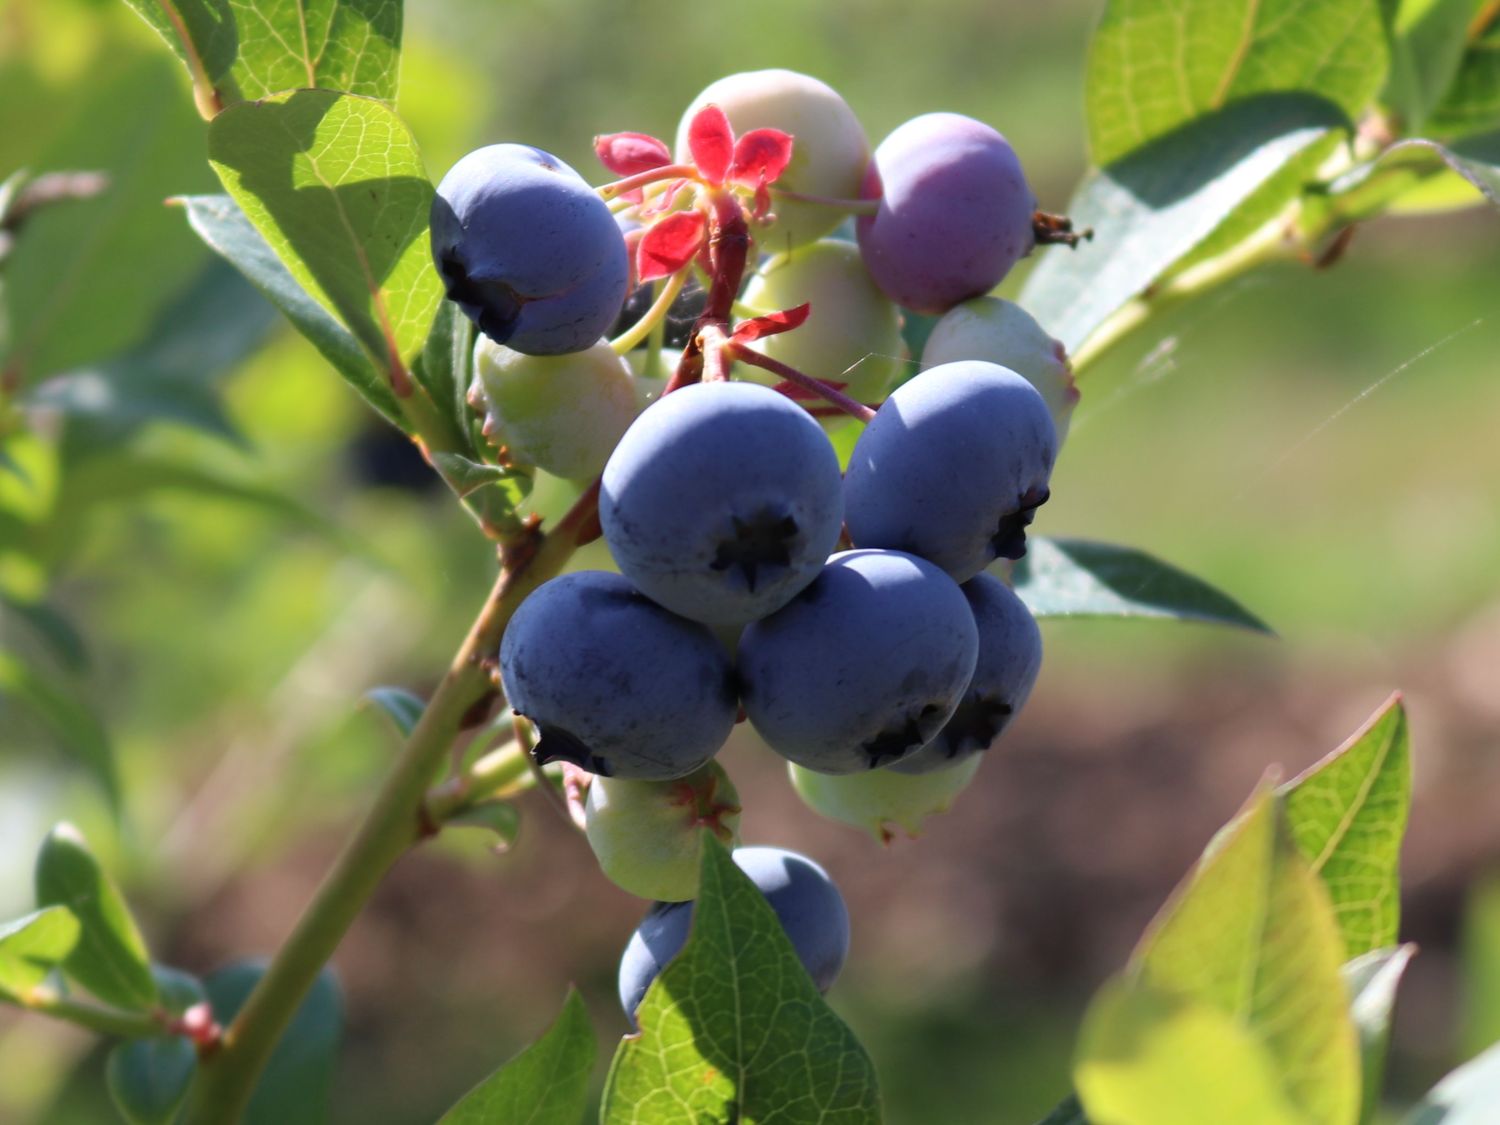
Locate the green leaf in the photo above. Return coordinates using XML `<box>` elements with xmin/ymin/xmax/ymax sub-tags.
<box><xmin>1383</xmin><ymin>0</ymin><xmax>1482</xmax><ymax>130</ymax></box>
<box><xmin>1035</xmin><ymin>1092</ymin><xmax>1090</xmax><ymax>1125</ymax></box>
<box><xmin>176</xmin><ymin>193</ymin><xmax>405</xmax><ymax>428</ymax></box>
<box><xmin>226</xmin><ymin>0</ymin><xmax>402</xmax><ymax>104</ymax></box>
<box><xmin>1011</xmin><ymin>537</ymin><xmax>1272</xmax><ymax>633</ymax></box>
<box><xmin>428</xmin><ymin>451</ymin><xmax>531</xmax><ymax>538</ymax></box>
<box><xmin>1461</xmin><ymin>873</ymin><xmax>1500</xmax><ymax>1056</ymax></box>
<box><xmin>0</xmin><ymin>906</ymin><xmax>81</xmax><ymax>999</ymax></box>
<box><xmin>0</xmin><ymin>653</ymin><xmax>120</xmax><ymax>809</ymax></box>
<box><xmin>1345</xmin><ymin>945</ymin><xmax>1417</xmax><ymax>1124</ymax></box>
<box><xmin>438</xmin><ymin>988</ymin><xmax>594</xmax><ymax>1125</ymax></box>
<box><xmin>1392</xmin><ymin>133</ymin><xmax>1500</xmax><ymax>207</ymax></box>
<box><xmin>25</xmin><ymin>257</ymin><xmax>277</xmax><ymax>446</ymax></box>
<box><xmin>1077</xmin><ymin>979</ymin><xmax>1307</xmax><ymax>1125</ymax></box>
<box><xmin>206</xmin><ymin>91</ymin><xmax>443</xmax><ymax>396</ymax></box>
<box><xmin>1</xmin><ymin>56</ymin><xmax>215</xmax><ymax>381</ymax></box>
<box><xmin>1128</xmin><ymin>786</ymin><xmax>1361</xmax><ymax>1125</ymax></box>
<box><xmin>1405</xmin><ymin>1039</ymin><xmax>1500</xmax><ymax>1123</ymax></box>
<box><xmin>119</xmin><ymin>0</ymin><xmax>238</xmax><ymax>98</ymax></box>
<box><xmin>106</xmin><ymin>1036</ymin><xmax>197</xmax><ymax>1125</ymax></box>
<box><xmin>205</xmin><ymin>961</ymin><xmax>342</xmax><ymax>1125</ymax></box>
<box><xmin>0</xmin><ymin>594</ymin><xmax>89</xmax><ymax>673</ymax></box>
<box><xmin>1428</xmin><ymin>15</ymin><xmax>1500</xmax><ymax>136</ymax></box>
<box><xmin>363</xmin><ymin>685</ymin><xmax>426</xmax><ymax>738</ymax></box>
<box><xmin>1020</xmin><ymin>95</ymin><xmax>1346</xmax><ymax>354</ymax></box>
<box><xmin>413</xmin><ymin>298</ymin><xmax>477</xmax><ymax>451</ymax></box>
<box><xmin>34</xmin><ymin>823</ymin><xmax>157</xmax><ymax>1011</ymax></box>
<box><xmin>1087</xmin><ymin>0</ymin><xmax>1388</xmax><ymax>166</ymax></box>
<box><xmin>446</xmin><ymin>802</ymin><xmax>521</xmax><ymax>849</ymax></box>
<box><xmin>1280</xmin><ymin>696</ymin><xmax>1411</xmax><ymax>958</ymax></box>
<box><xmin>602</xmin><ymin>835</ymin><xmax>880</xmax><ymax>1124</ymax></box>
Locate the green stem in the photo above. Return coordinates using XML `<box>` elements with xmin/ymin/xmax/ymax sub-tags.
<box><xmin>183</xmin><ymin>496</ymin><xmax>595</xmax><ymax>1123</ymax></box>
<box><xmin>15</xmin><ymin>989</ymin><xmax>165</xmax><ymax>1039</ymax></box>
<box><xmin>425</xmin><ymin>742</ymin><xmax>533</xmax><ymax>822</ymax></box>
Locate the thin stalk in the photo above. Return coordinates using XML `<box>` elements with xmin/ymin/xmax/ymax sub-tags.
<box><xmin>597</xmin><ymin>164</ymin><xmax>696</xmax><ymax>202</ymax></box>
<box><xmin>611</xmin><ymin>269</ymin><xmax>687</xmax><ymax>355</ymax></box>
<box><xmin>15</xmin><ymin>991</ymin><xmax>167</xmax><ymax>1040</ymax></box>
<box><xmin>424</xmin><ymin>742</ymin><xmax>532</xmax><ymax>822</ymax></box>
<box><xmin>726</xmin><ymin>343</ymin><xmax>876</xmax><ymax>423</ymax></box>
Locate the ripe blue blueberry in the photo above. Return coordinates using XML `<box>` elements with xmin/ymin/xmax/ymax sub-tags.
<box><xmin>857</xmin><ymin>113</ymin><xmax>1036</xmax><ymax>314</ymax></box>
<box><xmin>890</xmin><ymin>572</ymin><xmax>1042</xmax><ymax>774</ymax></box>
<box><xmin>498</xmin><ymin>571</ymin><xmax>737</xmax><ymax>779</ymax></box>
<box><xmin>737</xmin><ymin>549</ymin><xmax>979</xmax><ymax>774</ymax></box>
<box><xmin>600</xmin><ymin>381</ymin><xmax>844</xmax><ymax>626</ymax></box>
<box><xmin>617</xmin><ymin>846</ymin><xmax>850</xmax><ymax>1022</ymax></box>
<box><xmin>844</xmin><ymin>360</ymin><xmax>1057</xmax><ymax>582</ymax></box>
<box><xmin>431</xmin><ymin>144</ymin><xmax>629</xmax><ymax>355</ymax></box>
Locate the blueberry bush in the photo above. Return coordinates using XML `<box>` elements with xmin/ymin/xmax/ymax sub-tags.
<box><xmin>2</xmin><ymin>0</ymin><xmax>1499</xmax><ymax>1122</ymax></box>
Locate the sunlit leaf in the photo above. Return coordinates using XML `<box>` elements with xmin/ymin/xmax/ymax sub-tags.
<box><xmin>119</xmin><ymin>0</ymin><xmax>237</xmax><ymax>114</ymax></box>
<box><xmin>1428</xmin><ymin>14</ymin><xmax>1500</xmax><ymax>136</ymax></box>
<box><xmin>438</xmin><ymin>989</ymin><xmax>593</xmax><ymax>1124</ymax></box>
<box><xmin>207</xmin><ymin>90</ymin><xmax>443</xmax><ymax>394</ymax></box>
<box><xmin>602</xmin><ymin>835</ymin><xmax>880</xmax><ymax>1124</ymax></box>
<box><xmin>1383</xmin><ymin>0</ymin><xmax>1482</xmax><ymax>130</ymax></box>
<box><xmin>0</xmin><ymin>906</ymin><xmax>81</xmax><ymax>999</ymax></box>
<box><xmin>226</xmin><ymin>0</ymin><xmax>402</xmax><ymax>103</ymax></box>
<box><xmin>1393</xmin><ymin>133</ymin><xmax>1500</xmax><ymax>207</ymax></box>
<box><xmin>1011</xmin><ymin>537</ymin><xmax>1271</xmax><ymax>633</ymax></box>
<box><xmin>1281</xmin><ymin>696</ymin><xmax>1411</xmax><ymax>958</ymax></box>
<box><xmin>34</xmin><ymin>824</ymin><xmax>157</xmax><ymax>1011</ymax></box>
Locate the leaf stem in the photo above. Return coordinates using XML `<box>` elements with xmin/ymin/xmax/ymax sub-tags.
<box><xmin>13</xmin><ymin>989</ymin><xmax>168</xmax><ymax>1040</ymax></box>
<box><xmin>183</xmin><ymin>490</ymin><xmax>599</xmax><ymax>1123</ymax></box>
<box><xmin>597</xmin><ymin>165</ymin><xmax>696</xmax><ymax>201</ymax></box>
<box><xmin>725</xmin><ymin>343</ymin><xmax>877</xmax><ymax>423</ymax></box>
<box><xmin>424</xmin><ymin>742</ymin><xmax>532</xmax><ymax>822</ymax></box>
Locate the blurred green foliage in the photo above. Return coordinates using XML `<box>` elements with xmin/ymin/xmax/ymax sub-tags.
<box><xmin>1</xmin><ymin>0</ymin><xmax>1498</xmax><ymax>1122</ymax></box>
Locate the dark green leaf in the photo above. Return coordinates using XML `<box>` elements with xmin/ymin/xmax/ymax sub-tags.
<box><xmin>205</xmin><ymin>962</ymin><xmax>342</xmax><ymax>1125</ymax></box>
<box><xmin>1</xmin><ymin>56</ymin><xmax>215</xmax><ymax>381</ymax></box>
<box><xmin>438</xmin><ymin>988</ymin><xmax>593</xmax><ymax>1125</ymax></box>
<box><xmin>1020</xmin><ymin>95</ymin><xmax>1346</xmax><ymax>355</ymax></box>
<box><xmin>1394</xmin><ymin>133</ymin><xmax>1500</xmax><ymax>206</ymax></box>
<box><xmin>0</xmin><ymin>594</ymin><xmax>89</xmax><ymax>673</ymax></box>
<box><xmin>1405</xmin><ymin>1039</ymin><xmax>1500</xmax><ymax>1123</ymax></box>
<box><xmin>1383</xmin><ymin>0</ymin><xmax>1482</xmax><ymax>130</ymax></box>
<box><xmin>1011</xmin><ymin>537</ymin><xmax>1272</xmax><ymax>633</ymax></box>
<box><xmin>446</xmin><ymin>802</ymin><xmax>520</xmax><ymax>849</ymax></box>
<box><xmin>118</xmin><ymin>0</ymin><xmax>238</xmax><ymax>94</ymax></box>
<box><xmin>1088</xmin><ymin>0</ymin><xmax>1388</xmax><ymax>165</ymax></box>
<box><xmin>1345</xmin><ymin>945</ymin><xmax>1417</xmax><ymax>1124</ymax></box>
<box><xmin>363</xmin><ymin>686</ymin><xmax>426</xmax><ymax>738</ymax></box>
<box><xmin>428</xmin><ymin>453</ymin><xmax>526</xmax><ymax>500</ymax></box>
<box><xmin>227</xmin><ymin>0</ymin><xmax>402</xmax><ymax>104</ymax></box>
<box><xmin>151</xmin><ymin>964</ymin><xmax>208</xmax><ymax>1014</ymax></box>
<box><xmin>1429</xmin><ymin>15</ymin><xmax>1500</xmax><ymax>135</ymax></box>
<box><xmin>1281</xmin><ymin>696</ymin><xmax>1411</xmax><ymax>958</ymax></box>
<box><xmin>206</xmin><ymin>90</ymin><xmax>442</xmax><ymax>387</ymax></box>
<box><xmin>0</xmin><ymin>906</ymin><xmax>81</xmax><ymax>999</ymax></box>
<box><xmin>1035</xmin><ymin>1092</ymin><xmax>1090</xmax><ymax>1125</ymax></box>
<box><xmin>176</xmin><ymin>193</ymin><xmax>405</xmax><ymax>428</ymax></box>
<box><xmin>1112</xmin><ymin>787</ymin><xmax>1361</xmax><ymax>1125</ymax></box>
<box><xmin>428</xmin><ymin>452</ymin><xmax>531</xmax><ymax>538</ymax></box>
<box><xmin>413</xmin><ymin>299</ymin><xmax>477</xmax><ymax>452</ymax></box>
<box><xmin>34</xmin><ymin>824</ymin><xmax>157</xmax><ymax>1011</ymax></box>
<box><xmin>25</xmin><ymin>257</ymin><xmax>278</xmax><ymax>446</ymax></box>
<box><xmin>107</xmin><ymin>1036</ymin><xmax>198</xmax><ymax>1125</ymax></box>
<box><xmin>602</xmin><ymin>835</ymin><xmax>880</xmax><ymax>1124</ymax></box>
<box><xmin>0</xmin><ymin>654</ymin><xmax>119</xmax><ymax>808</ymax></box>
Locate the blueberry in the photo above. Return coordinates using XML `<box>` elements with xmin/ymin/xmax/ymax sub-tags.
<box><xmin>856</xmin><ymin>113</ymin><xmax>1036</xmax><ymax>314</ymax></box>
<box><xmin>890</xmin><ymin>572</ymin><xmax>1042</xmax><ymax>774</ymax></box>
<box><xmin>844</xmin><ymin>360</ymin><xmax>1057</xmax><ymax>581</ymax></box>
<box><xmin>600</xmin><ymin>381</ymin><xmax>844</xmax><ymax>626</ymax></box>
<box><xmin>737</xmin><ymin>549</ymin><xmax>979</xmax><ymax>774</ymax></box>
<box><xmin>617</xmin><ymin>845</ymin><xmax>850</xmax><ymax>1021</ymax></box>
<box><xmin>431</xmin><ymin>144</ymin><xmax>628</xmax><ymax>355</ymax></box>
<box><xmin>790</xmin><ymin>756</ymin><xmax>982</xmax><ymax>842</ymax></box>
<box><xmin>498</xmin><ymin>571</ymin><xmax>737</xmax><ymax>779</ymax></box>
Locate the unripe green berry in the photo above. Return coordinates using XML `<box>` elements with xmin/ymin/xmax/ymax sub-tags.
<box><xmin>676</xmin><ymin>69</ymin><xmax>869</xmax><ymax>251</ymax></box>
<box><xmin>585</xmin><ymin>761</ymin><xmax>742</xmax><ymax>901</ymax></box>
<box><xmin>921</xmin><ymin>297</ymin><xmax>1079</xmax><ymax>443</ymax></box>
<box><xmin>470</xmin><ymin>336</ymin><xmax>637</xmax><ymax>480</ymax></box>
<box><xmin>741</xmin><ymin>239</ymin><xmax>904</xmax><ymax>402</ymax></box>
<box><xmin>789</xmin><ymin>757</ymin><xmax>981</xmax><ymax>843</ymax></box>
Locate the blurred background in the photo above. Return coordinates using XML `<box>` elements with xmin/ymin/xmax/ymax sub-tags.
<box><xmin>1</xmin><ymin>0</ymin><xmax>1498</xmax><ymax>1121</ymax></box>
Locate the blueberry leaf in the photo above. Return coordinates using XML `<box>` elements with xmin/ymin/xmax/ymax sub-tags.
<box><xmin>1345</xmin><ymin>945</ymin><xmax>1417</xmax><ymax>1124</ymax></box>
<box><xmin>0</xmin><ymin>655</ymin><xmax>120</xmax><ymax>811</ymax></box>
<box><xmin>1427</xmin><ymin>15</ymin><xmax>1500</xmax><ymax>136</ymax></box>
<box><xmin>226</xmin><ymin>0</ymin><xmax>402</xmax><ymax>104</ymax></box>
<box><xmin>207</xmin><ymin>90</ymin><xmax>444</xmax><ymax>397</ymax></box>
<box><xmin>1404</xmin><ymin>1039</ymin><xmax>1500</xmax><ymax>1123</ymax></box>
<box><xmin>1020</xmin><ymin>95</ymin><xmax>1347</xmax><ymax>355</ymax></box>
<box><xmin>1280</xmin><ymin>696</ymin><xmax>1411</xmax><ymax>958</ymax></box>
<box><xmin>34</xmin><ymin>824</ymin><xmax>157</xmax><ymax>1011</ymax></box>
<box><xmin>1011</xmin><ymin>536</ymin><xmax>1271</xmax><ymax>634</ymax></box>
<box><xmin>601</xmin><ymin>834</ymin><xmax>880</xmax><ymax>1124</ymax></box>
<box><xmin>1087</xmin><ymin>0</ymin><xmax>1388</xmax><ymax>166</ymax></box>
<box><xmin>118</xmin><ymin>0</ymin><xmax>237</xmax><ymax>102</ymax></box>
<box><xmin>0</xmin><ymin>906</ymin><xmax>81</xmax><ymax>999</ymax></box>
<box><xmin>363</xmin><ymin>686</ymin><xmax>426</xmax><ymax>738</ymax></box>
<box><xmin>437</xmin><ymin>988</ymin><xmax>594</xmax><ymax>1124</ymax></box>
<box><xmin>1382</xmin><ymin>0</ymin><xmax>1479</xmax><ymax>131</ymax></box>
<box><xmin>175</xmin><ymin>193</ymin><xmax>406</xmax><ymax>429</ymax></box>
<box><xmin>106</xmin><ymin>1036</ymin><xmax>198</xmax><ymax>1125</ymax></box>
<box><xmin>1394</xmin><ymin>133</ymin><xmax>1500</xmax><ymax>207</ymax></box>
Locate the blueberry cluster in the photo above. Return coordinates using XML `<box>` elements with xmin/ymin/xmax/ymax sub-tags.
<box><xmin>431</xmin><ymin>68</ymin><xmax>1077</xmax><ymax>1013</ymax></box>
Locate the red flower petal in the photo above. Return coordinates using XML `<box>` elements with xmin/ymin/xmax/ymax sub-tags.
<box><xmin>730</xmin><ymin>303</ymin><xmax>811</xmax><ymax>343</ymax></box>
<box><xmin>728</xmin><ymin>128</ymin><xmax>794</xmax><ymax>187</ymax></box>
<box><xmin>594</xmin><ymin>132</ymin><xmax>673</xmax><ymax>176</ymax></box>
<box><xmin>637</xmin><ymin>211</ymin><xmax>707</xmax><ymax>282</ymax></box>
<box><xmin>688</xmin><ymin>104</ymin><xmax>734</xmax><ymax>185</ymax></box>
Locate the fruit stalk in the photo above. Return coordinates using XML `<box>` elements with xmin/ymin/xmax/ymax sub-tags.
<box><xmin>183</xmin><ymin>488</ymin><xmax>600</xmax><ymax>1123</ymax></box>
<box><xmin>663</xmin><ymin>188</ymin><xmax>750</xmax><ymax>394</ymax></box>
